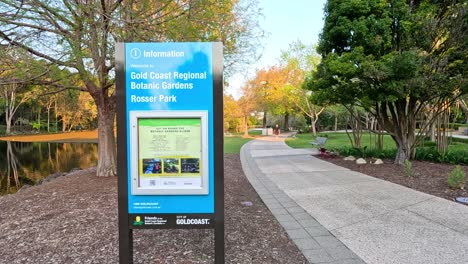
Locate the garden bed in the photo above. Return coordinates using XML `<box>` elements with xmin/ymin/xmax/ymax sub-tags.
<box><xmin>319</xmin><ymin>156</ymin><xmax>468</xmax><ymax>204</ymax></box>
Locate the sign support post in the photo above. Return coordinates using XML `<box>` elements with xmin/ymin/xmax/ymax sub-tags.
<box><xmin>116</xmin><ymin>42</ymin><xmax>223</xmax><ymax>264</ymax></box>
<box><xmin>212</xmin><ymin>42</ymin><xmax>224</xmax><ymax>264</ymax></box>
<box><xmin>116</xmin><ymin>42</ymin><xmax>134</xmax><ymax>264</ymax></box>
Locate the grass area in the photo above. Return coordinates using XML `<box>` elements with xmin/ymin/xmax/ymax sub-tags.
<box><xmin>286</xmin><ymin>132</ymin><xmax>468</xmax><ymax>152</ymax></box>
<box><xmin>448</xmin><ymin>142</ymin><xmax>468</xmax><ymax>152</ymax></box>
<box><xmin>224</xmin><ymin>136</ymin><xmax>254</xmax><ymax>154</ymax></box>
<box><xmin>223</xmin><ymin>129</ymin><xmax>263</xmax><ymax>154</ymax></box>
<box><xmin>287</xmin><ymin>132</ymin><xmax>468</xmax><ymax>164</ymax></box>
<box><xmin>247</xmin><ymin>129</ymin><xmax>263</xmax><ymax>136</ymax></box>
<box><xmin>286</xmin><ymin>132</ymin><xmax>396</xmax><ymax>150</ymax></box>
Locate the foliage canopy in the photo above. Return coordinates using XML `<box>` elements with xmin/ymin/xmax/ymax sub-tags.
<box><xmin>308</xmin><ymin>0</ymin><xmax>467</xmax><ymax>164</ymax></box>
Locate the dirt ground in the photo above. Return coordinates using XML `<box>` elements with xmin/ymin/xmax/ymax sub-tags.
<box><xmin>319</xmin><ymin>155</ymin><xmax>468</xmax><ymax>205</ymax></box>
<box><xmin>2</xmin><ymin>131</ymin><xmax>466</xmax><ymax>263</ymax></box>
<box><xmin>0</xmin><ymin>154</ymin><xmax>307</xmax><ymax>264</ymax></box>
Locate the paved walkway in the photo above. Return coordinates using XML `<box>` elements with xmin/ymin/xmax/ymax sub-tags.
<box><xmin>240</xmin><ymin>133</ymin><xmax>468</xmax><ymax>264</ymax></box>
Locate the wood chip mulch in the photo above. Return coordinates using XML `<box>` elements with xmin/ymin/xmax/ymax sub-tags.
<box><xmin>0</xmin><ymin>154</ymin><xmax>307</xmax><ymax>264</ymax></box>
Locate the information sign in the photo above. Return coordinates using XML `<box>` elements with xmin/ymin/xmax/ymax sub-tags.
<box><xmin>116</xmin><ymin>42</ymin><xmax>223</xmax><ymax>263</ymax></box>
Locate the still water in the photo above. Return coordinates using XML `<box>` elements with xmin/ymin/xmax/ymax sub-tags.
<box><xmin>0</xmin><ymin>141</ymin><xmax>98</xmax><ymax>195</ymax></box>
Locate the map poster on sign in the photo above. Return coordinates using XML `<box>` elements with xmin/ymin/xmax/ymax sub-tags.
<box><xmin>130</xmin><ymin>110</ymin><xmax>209</xmax><ymax>195</ymax></box>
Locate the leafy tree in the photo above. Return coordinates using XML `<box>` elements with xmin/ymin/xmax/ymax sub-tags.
<box><xmin>247</xmin><ymin>70</ymin><xmax>271</xmax><ymax>128</ymax></box>
<box><xmin>0</xmin><ymin>0</ymin><xmax>264</xmax><ymax>176</ymax></box>
<box><xmin>280</xmin><ymin>41</ymin><xmax>324</xmax><ymax>135</ymax></box>
<box><xmin>237</xmin><ymin>95</ymin><xmax>255</xmax><ymax>136</ymax></box>
<box><xmin>0</xmin><ymin>47</ymin><xmax>48</xmax><ymax>134</ymax></box>
<box><xmin>246</xmin><ymin>42</ymin><xmax>323</xmax><ymax>133</ymax></box>
<box><xmin>55</xmin><ymin>90</ymin><xmax>96</xmax><ymax>132</ymax></box>
<box><xmin>459</xmin><ymin>97</ymin><xmax>468</xmax><ymax>123</ymax></box>
<box><xmin>248</xmin><ymin>66</ymin><xmax>296</xmax><ymax>130</ymax></box>
<box><xmin>309</xmin><ymin>0</ymin><xmax>467</xmax><ymax>164</ymax></box>
<box><xmin>223</xmin><ymin>94</ymin><xmax>241</xmax><ymax>132</ymax></box>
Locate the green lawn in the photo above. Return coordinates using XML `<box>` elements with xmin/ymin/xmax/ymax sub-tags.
<box><xmin>286</xmin><ymin>132</ymin><xmax>467</xmax><ymax>164</ymax></box>
<box><xmin>446</xmin><ymin>142</ymin><xmax>468</xmax><ymax>152</ymax></box>
<box><xmin>224</xmin><ymin>136</ymin><xmax>253</xmax><ymax>154</ymax></box>
<box><xmin>285</xmin><ymin>132</ymin><xmax>396</xmax><ymax>150</ymax></box>
<box><xmin>223</xmin><ymin>129</ymin><xmax>264</xmax><ymax>154</ymax></box>
<box><xmin>222</xmin><ymin>131</ymin><xmax>467</xmax><ymax>162</ymax></box>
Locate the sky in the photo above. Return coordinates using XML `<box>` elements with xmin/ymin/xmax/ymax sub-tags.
<box><xmin>227</xmin><ymin>0</ymin><xmax>327</xmax><ymax>99</ymax></box>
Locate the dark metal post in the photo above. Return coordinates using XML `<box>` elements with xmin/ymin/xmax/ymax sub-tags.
<box><xmin>116</xmin><ymin>42</ymin><xmax>133</xmax><ymax>264</ymax></box>
<box><xmin>212</xmin><ymin>42</ymin><xmax>225</xmax><ymax>264</ymax></box>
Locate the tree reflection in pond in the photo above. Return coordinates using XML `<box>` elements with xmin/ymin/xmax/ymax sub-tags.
<box><xmin>0</xmin><ymin>141</ymin><xmax>98</xmax><ymax>195</ymax></box>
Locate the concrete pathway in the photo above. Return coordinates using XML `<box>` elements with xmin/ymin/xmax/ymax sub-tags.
<box><xmin>240</xmin><ymin>134</ymin><xmax>468</xmax><ymax>264</ymax></box>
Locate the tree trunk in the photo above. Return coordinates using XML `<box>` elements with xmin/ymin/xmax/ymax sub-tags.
<box><xmin>244</xmin><ymin>115</ymin><xmax>249</xmax><ymax>137</ymax></box>
<box><xmin>394</xmin><ymin>136</ymin><xmax>415</xmax><ymax>164</ymax></box>
<box><xmin>47</xmin><ymin>107</ymin><xmax>50</xmax><ymax>132</ymax></box>
<box><xmin>283</xmin><ymin>112</ymin><xmax>289</xmax><ymax>131</ymax></box>
<box><xmin>311</xmin><ymin>119</ymin><xmax>317</xmax><ymax>136</ymax></box>
<box><xmin>96</xmin><ymin>106</ymin><xmax>117</xmax><ymax>176</ymax></box>
<box><xmin>394</xmin><ymin>145</ymin><xmax>409</xmax><ymax>164</ymax></box>
<box><xmin>5</xmin><ymin>114</ymin><xmax>12</xmax><ymax>134</ymax></box>
<box><xmin>377</xmin><ymin>126</ymin><xmax>383</xmax><ymax>151</ymax></box>
<box><xmin>352</xmin><ymin>116</ymin><xmax>362</xmax><ymax>148</ymax></box>
<box><xmin>334</xmin><ymin>113</ymin><xmax>338</xmax><ymax>131</ymax></box>
<box><xmin>47</xmin><ymin>100</ymin><xmax>53</xmax><ymax>133</ymax></box>
<box><xmin>263</xmin><ymin>110</ymin><xmax>267</xmax><ymax>128</ymax></box>
<box><xmin>37</xmin><ymin>108</ymin><xmax>41</xmax><ymax>132</ymax></box>
<box><xmin>430</xmin><ymin>122</ymin><xmax>436</xmax><ymax>142</ymax></box>
<box><xmin>62</xmin><ymin>117</ymin><xmax>67</xmax><ymax>132</ymax></box>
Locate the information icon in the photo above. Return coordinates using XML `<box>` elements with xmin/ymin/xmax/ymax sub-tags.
<box><xmin>130</xmin><ymin>48</ymin><xmax>141</xmax><ymax>59</ymax></box>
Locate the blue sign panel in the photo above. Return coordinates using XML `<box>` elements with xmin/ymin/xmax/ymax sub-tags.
<box><xmin>125</xmin><ymin>43</ymin><xmax>214</xmax><ymax>214</ymax></box>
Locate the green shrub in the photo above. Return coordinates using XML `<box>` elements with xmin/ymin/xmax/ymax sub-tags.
<box><xmin>414</xmin><ymin>147</ymin><xmax>468</xmax><ymax>165</ymax></box>
<box><xmin>447</xmin><ymin>166</ymin><xmax>466</xmax><ymax>189</ymax></box>
<box><xmin>403</xmin><ymin>160</ymin><xmax>413</xmax><ymax>177</ymax></box>
<box><xmin>415</xmin><ymin>147</ymin><xmax>441</xmax><ymax>162</ymax></box>
<box><xmin>449</xmin><ymin>123</ymin><xmax>468</xmax><ymax>130</ymax></box>
<box><xmin>334</xmin><ymin>146</ymin><xmax>395</xmax><ymax>160</ymax></box>
<box><xmin>451</xmin><ymin>137</ymin><xmax>468</xmax><ymax>144</ymax></box>
<box><xmin>419</xmin><ymin>140</ymin><xmax>437</xmax><ymax>147</ymax></box>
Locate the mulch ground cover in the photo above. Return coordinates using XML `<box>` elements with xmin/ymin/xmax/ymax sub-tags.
<box><xmin>0</xmin><ymin>154</ymin><xmax>307</xmax><ymax>264</ymax></box>
<box><xmin>319</xmin><ymin>155</ymin><xmax>468</xmax><ymax>204</ymax></box>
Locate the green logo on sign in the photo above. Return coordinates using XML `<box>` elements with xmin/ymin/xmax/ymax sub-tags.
<box><xmin>133</xmin><ymin>216</ymin><xmax>143</xmax><ymax>226</ymax></box>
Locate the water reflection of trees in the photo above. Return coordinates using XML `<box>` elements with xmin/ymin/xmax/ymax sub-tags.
<box><xmin>1</xmin><ymin>142</ymin><xmax>20</xmax><ymax>193</ymax></box>
<box><xmin>0</xmin><ymin>141</ymin><xmax>98</xmax><ymax>195</ymax></box>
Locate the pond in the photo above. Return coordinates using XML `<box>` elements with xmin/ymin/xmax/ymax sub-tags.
<box><xmin>0</xmin><ymin>141</ymin><xmax>98</xmax><ymax>195</ymax></box>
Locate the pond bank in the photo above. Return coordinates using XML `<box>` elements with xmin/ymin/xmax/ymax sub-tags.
<box><xmin>0</xmin><ymin>130</ymin><xmax>99</xmax><ymax>143</ymax></box>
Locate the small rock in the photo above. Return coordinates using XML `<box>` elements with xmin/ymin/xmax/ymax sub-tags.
<box><xmin>344</xmin><ymin>156</ymin><xmax>356</xmax><ymax>161</ymax></box>
<box><xmin>356</xmin><ymin>158</ymin><xmax>367</xmax><ymax>164</ymax></box>
<box><xmin>374</xmin><ymin>159</ymin><xmax>384</xmax><ymax>165</ymax></box>
<box><xmin>241</xmin><ymin>201</ymin><xmax>253</xmax><ymax>207</ymax></box>
<box><xmin>456</xmin><ymin>197</ymin><xmax>468</xmax><ymax>204</ymax></box>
